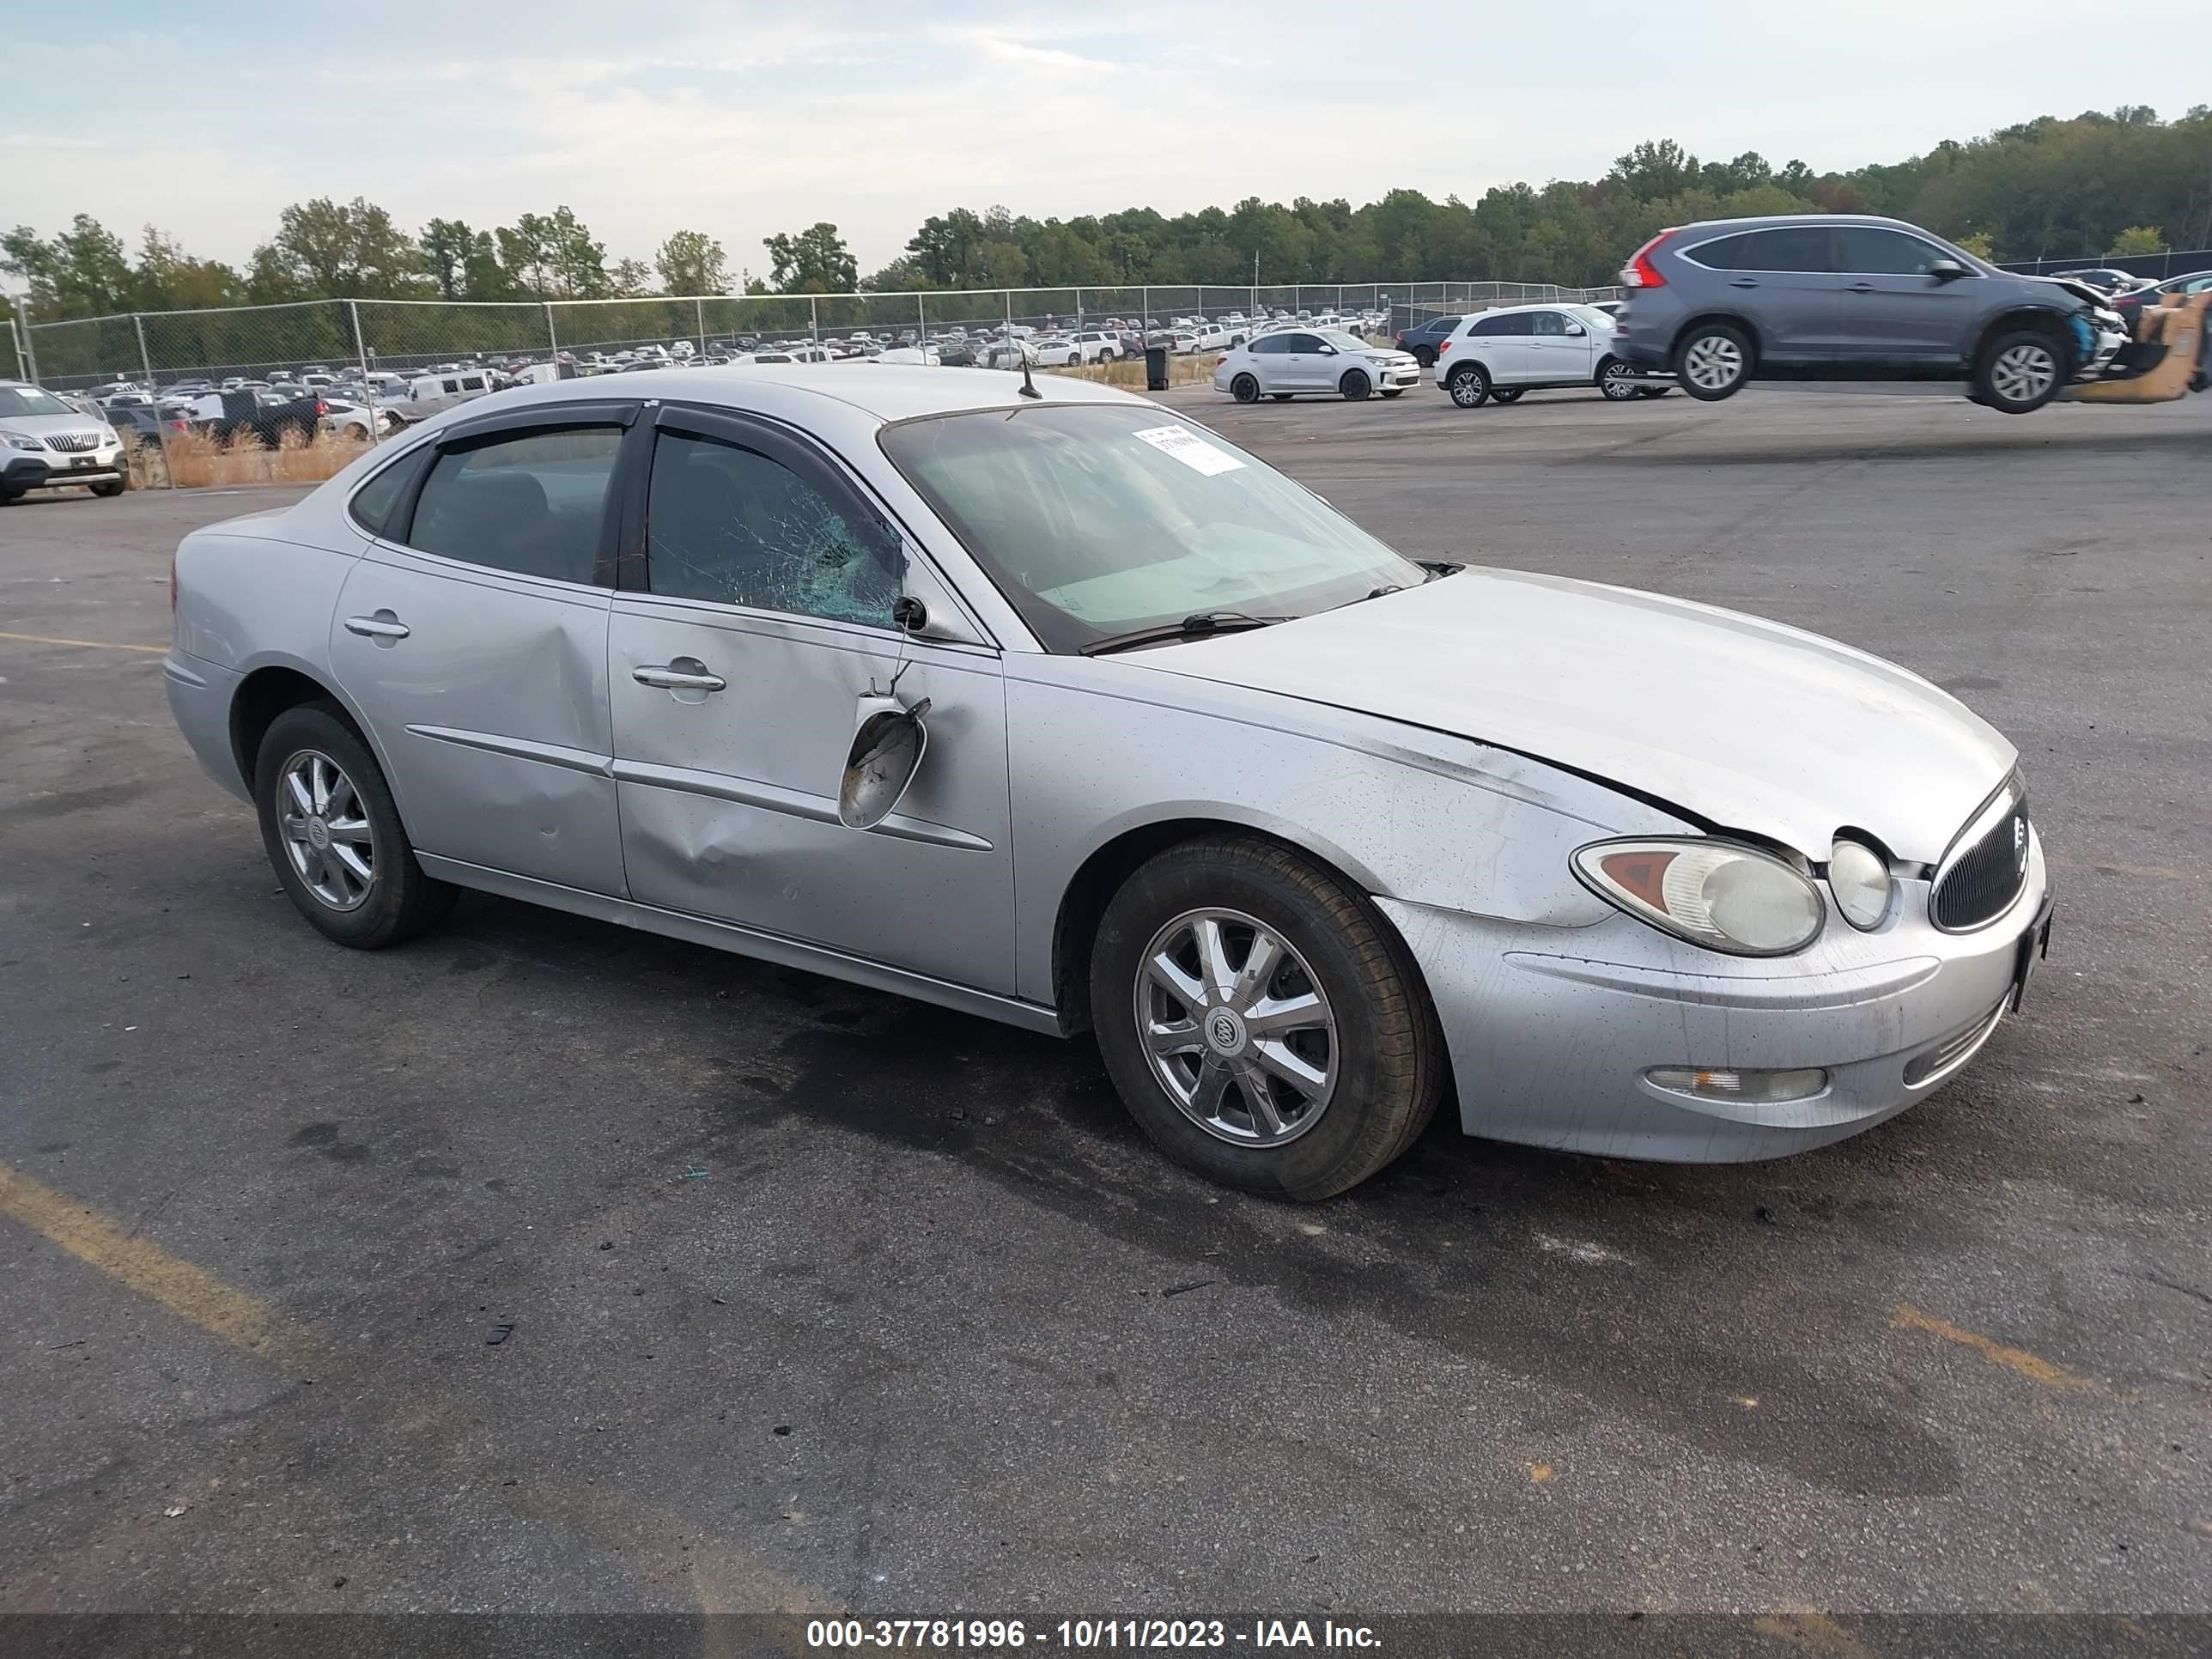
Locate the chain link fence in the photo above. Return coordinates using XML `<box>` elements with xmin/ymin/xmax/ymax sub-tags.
<box><xmin>16</xmin><ymin>277</ymin><xmax>1614</xmax><ymax>486</ymax></box>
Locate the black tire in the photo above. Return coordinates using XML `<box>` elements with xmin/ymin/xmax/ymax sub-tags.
<box><xmin>0</xmin><ymin>488</ymin><xmax>19</xmax><ymax>506</ymax></box>
<box><xmin>1091</xmin><ymin>836</ymin><xmax>1445</xmax><ymax>1200</ymax></box>
<box><xmin>253</xmin><ymin>702</ymin><xmax>455</xmax><ymax>950</ymax></box>
<box><xmin>1634</xmin><ymin>386</ymin><xmax>1671</xmax><ymax>398</ymax></box>
<box><xmin>1269</xmin><ymin>392</ymin><xmax>1292</xmax><ymax>402</ymax></box>
<box><xmin>1674</xmin><ymin>322</ymin><xmax>1753</xmax><ymax>400</ymax></box>
<box><xmin>1596</xmin><ymin>357</ymin><xmax>1639</xmax><ymax>401</ymax></box>
<box><xmin>90</xmin><ymin>477</ymin><xmax>128</xmax><ymax>497</ymax></box>
<box><xmin>1231</xmin><ymin>373</ymin><xmax>1260</xmax><ymax>404</ymax></box>
<box><xmin>1446</xmin><ymin>362</ymin><xmax>1491</xmax><ymax>408</ymax></box>
<box><xmin>1411</xmin><ymin>344</ymin><xmax>1437</xmax><ymax>368</ymax></box>
<box><xmin>1377</xmin><ymin>388</ymin><xmax>1403</xmax><ymax>398</ymax></box>
<box><xmin>1972</xmin><ymin>325</ymin><xmax>2066</xmax><ymax>414</ymax></box>
<box><xmin>1489</xmin><ymin>387</ymin><xmax>1524</xmax><ymax>404</ymax></box>
<box><xmin>1340</xmin><ymin>369</ymin><xmax>1371</xmax><ymax>401</ymax></box>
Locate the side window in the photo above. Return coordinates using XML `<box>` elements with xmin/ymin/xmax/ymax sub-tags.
<box><xmin>460</xmin><ymin>375</ymin><xmax>487</xmax><ymax>392</ymax></box>
<box><xmin>1684</xmin><ymin>233</ymin><xmax>1751</xmax><ymax>269</ymax></box>
<box><xmin>1738</xmin><ymin>226</ymin><xmax>1837</xmax><ymax>272</ymax></box>
<box><xmin>1529</xmin><ymin>311</ymin><xmax>1569</xmax><ymax>337</ymax></box>
<box><xmin>405</xmin><ymin>426</ymin><xmax>623</xmax><ymax>584</ymax></box>
<box><xmin>348</xmin><ymin>449</ymin><xmax>424</xmax><ymax>538</ymax></box>
<box><xmin>1834</xmin><ymin>228</ymin><xmax>1948</xmax><ymax>275</ymax></box>
<box><xmin>645</xmin><ymin>430</ymin><xmax>900</xmax><ymax>628</ymax></box>
<box><xmin>1249</xmin><ymin>336</ymin><xmax>1284</xmax><ymax>355</ymax></box>
<box><xmin>441</xmin><ymin>379</ymin><xmax>460</xmax><ymax>395</ymax></box>
<box><xmin>1284</xmin><ymin>333</ymin><xmax>1322</xmax><ymax>352</ymax></box>
<box><xmin>1472</xmin><ymin>313</ymin><xmax>1528</xmax><ymax>337</ymax></box>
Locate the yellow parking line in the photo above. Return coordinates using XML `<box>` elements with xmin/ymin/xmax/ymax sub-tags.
<box><xmin>1752</xmin><ymin>1610</ymin><xmax>1875</xmax><ymax>1659</ymax></box>
<box><xmin>1891</xmin><ymin>1303</ymin><xmax>2102</xmax><ymax>1394</ymax></box>
<box><xmin>0</xmin><ymin>1163</ymin><xmax>331</xmax><ymax>1374</ymax></box>
<box><xmin>0</xmin><ymin>629</ymin><xmax>167</xmax><ymax>655</ymax></box>
<box><xmin>0</xmin><ymin>1162</ymin><xmax>824</xmax><ymax>1622</ymax></box>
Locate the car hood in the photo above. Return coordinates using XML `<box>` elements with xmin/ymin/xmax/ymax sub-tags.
<box><xmin>3</xmin><ymin>414</ymin><xmax>115</xmax><ymax>442</ymax></box>
<box><xmin>1148</xmin><ymin>568</ymin><xmax>2014</xmax><ymax>863</ymax></box>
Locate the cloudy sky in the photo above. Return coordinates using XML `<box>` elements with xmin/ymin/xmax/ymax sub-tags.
<box><xmin>11</xmin><ymin>0</ymin><xmax>2209</xmax><ymax>280</ymax></box>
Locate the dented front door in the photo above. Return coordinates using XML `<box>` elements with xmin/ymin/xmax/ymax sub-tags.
<box><xmin>328</xmin><ymin>551</ymin><xmax>624</xmax><ymax>894</ymax></box>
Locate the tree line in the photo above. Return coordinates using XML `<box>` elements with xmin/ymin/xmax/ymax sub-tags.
<box><xmin>6</xmin><ymin>105</ymin><xmax>2208</xmax><ymax>330</ymax></box>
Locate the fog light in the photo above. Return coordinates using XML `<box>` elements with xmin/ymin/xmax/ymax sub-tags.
<box><xmin>1645</xmin><ymin>1066</ymin><xmax>1829</xmax><ymax>1103</ymax></box>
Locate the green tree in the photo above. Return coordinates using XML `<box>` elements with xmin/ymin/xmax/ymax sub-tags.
<box><xmin>420</xmin><ymin>218</ymin><xmax>477</xmax><ymax>300</ymax></box>
<box><xmin>655</xmin><ymin>229</ymin><xmax>728</xmax><ymax>296</ymax></box>
<box><xmin>610</xmin><ymin>257</ymin><xmax>655</xmax><ymax>298</ymax></box>
<box><xmin>2</xmin><ymin>215</ymin><xmax>137</xmax><ymax>318</ymax></box>
<box><xmin>763</xmin><ymin>223</ymin><xmax>857</xmax><ymax>293</ymax></box>
<box><xmin>258</xmin><ymin>197</ymin><xmax>423</xmax><ymax>298</ymax></box>
<box><xmin>2108</xmin><ymin>224</ymin><xmax>2168</xmax><ymax>254</ymax></box>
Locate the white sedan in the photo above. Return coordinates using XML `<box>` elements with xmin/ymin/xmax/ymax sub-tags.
<box><xmin>1213</xmin><ymin>329</ymin><xmax>1423</xmax><ymax>403</ymax></box>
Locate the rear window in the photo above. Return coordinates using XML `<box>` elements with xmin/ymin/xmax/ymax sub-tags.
<box><xmin>348</xmin><ymin>450</ymin><xmax>425</xmax><ymax>538</ymax></box>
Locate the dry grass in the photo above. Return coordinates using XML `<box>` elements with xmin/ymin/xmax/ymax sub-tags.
<box><xmin>1044</xmin><ymin>353</ymin><xmax>1222</xmax><ymax>391</ymax></box>
<box><xmin>127</xmin><ymin>428</ymin><xmax>375</xmax><ymax>491</ymax></box>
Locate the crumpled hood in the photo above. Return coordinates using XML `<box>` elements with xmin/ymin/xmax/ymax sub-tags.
<box><xmin>1148</xmin><ymin>568</ymin><xmax>2015</xmax><ymax>862</ymax></box>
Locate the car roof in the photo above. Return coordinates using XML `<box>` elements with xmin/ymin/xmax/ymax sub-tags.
<box><xmin>435</xmin><ymin>364</ymin><xmax>1147</xmax><ymax>428</ymax></box>
<box><xmin>1671</xmin><ymin>212</ymin><xmax>1946</xmax><ymax>236</ymax></box>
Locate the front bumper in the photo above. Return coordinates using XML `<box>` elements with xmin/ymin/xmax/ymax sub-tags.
<box><xmin>1376</xmin><ymin>837</ymin><xmax>2051</xmax><ymax>1162</ymax></box>
<box><xmin>5</xmin><ymin>446</ymin><xmax>125</xmax><ymax>490</ymax></box>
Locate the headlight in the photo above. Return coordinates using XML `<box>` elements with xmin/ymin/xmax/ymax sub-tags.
<box><xmin>1827</xmin><ymin>838</ymin><xmax>1893</xmax><ymax>930</ymax></box>
<box><xmin>4</xmin><ymin>434</ymin><xmax>43</xmax><ymax>451</ymax></box>
<box><xmin>1572</xmin><ymin>838</ymin><xmax>1825</xmax><ymax>956</ymax></box>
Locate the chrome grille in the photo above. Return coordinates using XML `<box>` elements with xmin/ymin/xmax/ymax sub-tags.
<box><xmin>46</xmin><ymin>432</ymin><xmax>104</xmax><ymax>453</ymax></box>
<box><xmin>1931</xmin><ymin>787</ymin><xmax>2030</xmax><ymax>931</ymax></box>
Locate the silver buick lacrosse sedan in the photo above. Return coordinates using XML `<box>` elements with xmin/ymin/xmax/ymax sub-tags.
<box><xmin>165</xmin><ymin>367</ymin><xmax>2051</xmax><ymax>1199</ymax></box>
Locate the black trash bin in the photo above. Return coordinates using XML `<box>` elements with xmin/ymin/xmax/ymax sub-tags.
<box><xmin>1145</xmin><ymin>344</ymin><xmax>1170</xmax><ymax>392</ymax></box>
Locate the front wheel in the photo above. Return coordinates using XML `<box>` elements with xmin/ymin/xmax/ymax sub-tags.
<box><xmin>1270</xmin><ymin>392</ymin><xmax>1292</xmax><ymax>402</ymax></box>
<box><xmin>253</xmin><ymin>703</ymin><xmax>455</xmax><ymax>950</ymax></box>
<box><xmin>1446</xmin><ymin>362</ymin><xmax>1491</xmax><ymax>408</ymax></box>
<box><xmin>1634</xmin><ymin>386</ymin><xmax>1671</xmax><ymax>399</ymax></box>
<box><xmin>1597</xmin><ymin>358</ymin><xmax>1640</xmax><ymax>400</ymax></box>
<box><xmin>1339</xmin><ymin>369</ymin><xmax>1371</xmax><ymax>401</ymax></box>
<box><xmin>1377</xmin><ymin>388</ymin><xmax>1403</xmax><ymax>398</ymax></box>
<box><xmin>1091</xmin><ymin>836</ymin><xmax>1445</xmax><ymax>1200</ymax></box>
<box><xmin>1489</xmin><ymin>387</ymin><xmax>1524</xmax><ymax>404</ymax></box>
<box><xmin>1675</xmin><ymin>323</ymin><xmax>1752</xmax><ymax>400</ymax></box>
<box><xmin>90</xmin><ymin>477</ymin><xmax>128</xmax><ymax>497</ymax></box>
<box><xmin>1972</xmin><ymin>328</ymin><xmax>2064</xmax><ymax>414</ymax></box>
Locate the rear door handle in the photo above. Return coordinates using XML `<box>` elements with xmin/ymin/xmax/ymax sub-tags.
<box><xmin>634</xmin><ymin>662</ymin><xmax>726</xmax><ymax>692</ymax></box>
<box><xmin>1728</xmin><ymin>278</ymin><xmax>1760</xmax><ymax>289</ymax></box>
<box><xmin>343</xmin><ymin>612</ymin><xmax>409</xmax><ymax>640</ymax></box>
<box><xmin>1846</xmin><ymin>282</ymin><xmax>1876</xmax><ymax>292</ymax></box>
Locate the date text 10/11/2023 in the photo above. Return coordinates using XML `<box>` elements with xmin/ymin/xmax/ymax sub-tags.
<box><xmin>805</xmin><ymin>1618</ymin><xmax>1383</xmax><ymax>1650</ymax></box>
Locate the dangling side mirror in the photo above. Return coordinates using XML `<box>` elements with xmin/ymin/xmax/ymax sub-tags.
<box><xmin>838</xmin><ymin>696</ymin><xmax>932</xmax><ymax>830</ymax></box>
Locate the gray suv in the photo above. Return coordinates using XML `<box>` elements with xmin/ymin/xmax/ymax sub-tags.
<box><xmin>1612</xmin><ymin>215</ymin><xmax>2116</xmax><ymax>414</ymax></box>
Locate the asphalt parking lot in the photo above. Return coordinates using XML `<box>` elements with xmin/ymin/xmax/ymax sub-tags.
<box><xmin>2</xmin><ymin>382</ymin><xmax>2208</xmax><ymax>1637</ymax></box>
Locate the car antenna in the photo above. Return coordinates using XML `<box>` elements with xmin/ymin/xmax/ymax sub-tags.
<box><xmin>1017</xmin><ymin>340</ymin><xmax>1042</xmax><ymax>400</ymax></box>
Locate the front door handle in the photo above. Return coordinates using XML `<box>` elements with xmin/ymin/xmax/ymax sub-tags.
<box><xmin>634</xmin><ymin>661</ymin><xmax>726</xmax><ymax>693</ymax></box>
<box><xmin>1846</xmin><ymin>282</ymin><xmax>1876</xmax><ymax>292</ymax></box>
<box><xmin>1728</xmin><ymin>277</ymin><xmax>1760</xmax><ymax>289</ymax></box>
<box><xmin>343</xmin><ymin>611</ymin><xmax>409</xmax><ymax>640</ymax></box>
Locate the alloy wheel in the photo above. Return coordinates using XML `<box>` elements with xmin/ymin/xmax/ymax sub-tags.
<box><xmin>1989</xmin><ymin>343</ymin><xmax>2057</xmax><ymax>404</ymax></box>
<box><xmin>1682</xmin><ymin>334</ymin><xmax>1744</xmax><ymax>391</ymax></box>
<box><xmin>1134</xmin><ymin>907</ymin><xmax>1337</xmax><ymax>1147</ymax></box>
<box><xmin>278</xmin><ymin>749</ymin><xmax>375</xmax><ymax>911</ymax></box>
<box><xmin>1601</xmin><ymin>362</ymin><xmax>1638</xmax><ymax>399</ymax></box>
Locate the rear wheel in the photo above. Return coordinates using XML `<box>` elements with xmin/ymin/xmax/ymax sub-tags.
<box><xmin>1675</xmin><ymin>323</ymin><xmax>1752</xmax><ymax>400</ymax></box>
<box><xmin>1489</xmin><ymin>387</ymin><xmax>1524</xmax><ymax>404</ymax></box>
<box><xmin>1411</xmin><ymin>344</ymin><xmax>1437</xmax><ymax>368</ymax></box>
<box><xmin>1339</xmin><ymin>369</ymin><xmax>1371</xmax><ymax>401</ymax></box>
<box><xmin>1634</xmin><ymin>386</ymin><xmax>1671</xmax><ymax>399</ymax></box>
<box><xmin>90</xmin><ymin>478</ymin><xmax>127</xmax><ymax>497</ymax></box>
<box><xmin>1597</xmin><ymin>358</ymin><xmax>1640</xmax><ymax>400</ymax></box>
<box><xmin>1446</xmin><ymin>362</ymin><xmax>1491</xmax><ymax>408</ymax></box>
<box><xmin>1091</xmin><ymin>836</ymin><xmax>1444</xmax><ymax>1200</ymax></box>
<box><xmin>1972</xmin><ymin>327</ymin><xmax>2064</xmax><ymax>414</ymax></box>
<box><xmin>253</xmin><ymin>703</ymin><xmax>455</xmax><ymax>950</ymax></box>
<box><xmin>1270</xmin><ymin>392</ymin><xmax>1292</xmax><ymax>402</ymax></box>
<box><xmin>1231</xmin><ymin>373</ymin><xmax>1260</xmax><ymax>404</ymax></box>
<box><xmin>1378</xmin><ymin>388</ymin><xmax>1403</xmax><ymax>398</ymax></box>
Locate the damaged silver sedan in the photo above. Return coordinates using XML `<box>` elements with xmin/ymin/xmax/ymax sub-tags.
<box><xmin>166</xmin><ymin>368</ymin><xmax>2051</xmax><ymax>1199</ymax></box>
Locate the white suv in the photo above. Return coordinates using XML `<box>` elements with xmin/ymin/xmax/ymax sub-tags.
<box><xmin>1432</xmin><ymin>303</ymin><xmax>1664</xmax><ymax>407</ymax></box>
<box><xmin>1</xmin><ymin>380</ymin><xmax>129</xmax><ymax>503</ymax></box>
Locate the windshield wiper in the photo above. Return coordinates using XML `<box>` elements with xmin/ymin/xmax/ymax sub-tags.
<box><xmin>1081</xmin><ymin>611</ymin><xmax>1288</xmax><ymax>656</ymax></box>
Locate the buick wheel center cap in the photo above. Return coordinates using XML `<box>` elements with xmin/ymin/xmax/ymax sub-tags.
<box><xmin>306</xmin><ymin>817</ymin><xmax>331</xmax><ymax>851</ymax></box>
<box><xmin>1205</xmin><ymin>1008</ymin><xmax>1249</xmax><ymax>1057</ymax></box>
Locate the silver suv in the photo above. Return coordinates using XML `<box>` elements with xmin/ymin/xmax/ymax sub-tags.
<box><xmin>1611</xmin><ymin>215</ymin><xmax>2119</xmax><ymax>414</ymax></box>
<box><xmin>1</xmin><ymin>380</ymin><xmax>128</xmax><ymax>502</ymax></box>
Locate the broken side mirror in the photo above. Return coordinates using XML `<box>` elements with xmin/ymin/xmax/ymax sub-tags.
<box><xmin>839</xmin><ymin>695</ymin><xmax>932</xmax><ymax>830</ymax></box>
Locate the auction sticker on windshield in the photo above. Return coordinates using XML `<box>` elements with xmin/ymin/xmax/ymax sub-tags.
<box><xmin>1132</xmin><ymin>424</ymin><xmax>1244</xmax><ymax>476</ymax></box>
